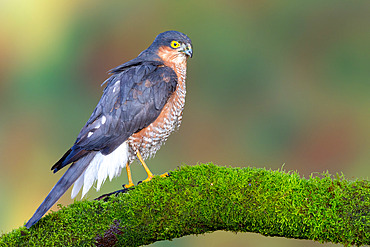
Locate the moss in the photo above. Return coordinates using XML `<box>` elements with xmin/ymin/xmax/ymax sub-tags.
<box><xmin>1</xmin><ymin>163</ymin><xmax>369</xmax><ymax>246</ymax></box>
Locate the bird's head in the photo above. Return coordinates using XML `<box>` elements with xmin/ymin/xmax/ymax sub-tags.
<box><xmin>148</xmin><ymin>31</ymin><xmax>193</xmax><ymax>65</ymax></box>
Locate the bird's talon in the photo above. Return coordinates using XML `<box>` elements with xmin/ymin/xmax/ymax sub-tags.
<box><xmin>123</xmin><ymin>182</ymin><xmax>135</xmax><ymax>189</ymax></box>
<box><xmin>142</xmin><ymin>175</ymin><xmax>154</xmax><ymax>183</ymax></box>
<box><xmin>160</xmin><ymin>172</ymin><xmax>170</xmax><ymax>177</ymax></box>
<box><xmin>137</xmin><ymin>175</ymin><xmax>154</xmax><ymax>185</ymax></box>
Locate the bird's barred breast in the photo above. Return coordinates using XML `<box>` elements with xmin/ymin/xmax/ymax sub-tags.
<box><xmin>127</xmin><ymin>64</ymin><xmax>187</xmax><ymax>162</ymax></box>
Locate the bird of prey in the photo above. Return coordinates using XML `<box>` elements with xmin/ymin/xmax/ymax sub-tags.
<box><xmin>25</xmin><ymin>31</ymin><xmax>192</xmax><ymax>228</ymax></box>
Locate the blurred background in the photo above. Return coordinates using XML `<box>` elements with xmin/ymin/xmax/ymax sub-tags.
<box><xmin>0</xmin><ymin>0</ymin><xmax>369</xmax><ymax>246</ymax></box>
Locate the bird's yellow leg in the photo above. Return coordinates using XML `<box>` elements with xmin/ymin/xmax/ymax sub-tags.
<box><xmin>124</xmin><ymin>163</ymin><xmax>135</xmax><ymax>188</ymax></box>
<box><xmin>137</xmin><ymin>150</ymin><xmax>169</xmax><ymax>182</ymax></box>
<box><xmin>136</xmin><ymin>150</ymin><xmax>154</xmax><ymax>182</ymax></box>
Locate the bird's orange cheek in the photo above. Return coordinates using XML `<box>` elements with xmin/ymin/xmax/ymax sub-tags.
<box><xmin>157</xmin><ymin>46</ymin><xmax>176</xmax><ymax>62</ymax></box>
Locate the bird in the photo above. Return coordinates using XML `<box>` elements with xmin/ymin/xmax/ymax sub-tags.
<box><xmin>25</xmin><ymin>30</ymin><xmax>192</xmax><ymax>229</ymax></box>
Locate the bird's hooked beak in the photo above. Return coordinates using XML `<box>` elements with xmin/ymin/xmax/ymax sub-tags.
<box><xmin>180</xmin><ymin>43</ymin><xmax>193</xmax><ymax>58</ymax></box>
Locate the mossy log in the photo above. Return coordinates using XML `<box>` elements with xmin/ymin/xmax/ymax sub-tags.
<box><xmin>1</xmin><ymin>164</ymin><xmax>369</xmax><ymax>246</ymax></box>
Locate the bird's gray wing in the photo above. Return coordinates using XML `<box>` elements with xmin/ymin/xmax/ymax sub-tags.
<box><xmin>52</xmin><ymin>61</ymin><xmax>178</xmax><ymax>171</ymax></box>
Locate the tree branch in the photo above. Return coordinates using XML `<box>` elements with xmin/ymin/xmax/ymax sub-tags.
<box><xmin>1</xmin><ymin>164</ymin><xmax>369</xmax><ymax>246</ymax></box>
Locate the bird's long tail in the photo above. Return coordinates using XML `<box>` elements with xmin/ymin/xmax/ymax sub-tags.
<box><xmin>25</xmin><ymin>152</ymin><xmax>95</xmax><ymax>229</ymax></box>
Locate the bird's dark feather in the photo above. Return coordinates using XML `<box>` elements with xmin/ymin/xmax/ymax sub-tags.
<box><xmin>51</xmin><ymin>149</ymin><xmax>71</xmax><ymax>172</ymax></box>
<box><xmin>52</xmin><ymin>61</ymin><xmax>178</xmax><ymax>172</ymax></box>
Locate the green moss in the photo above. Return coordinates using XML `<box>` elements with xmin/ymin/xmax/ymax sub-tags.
<box><xmin>1</xmin><ymin>164</ymin><xmax>369</xmax><ymax>246</ymax></box>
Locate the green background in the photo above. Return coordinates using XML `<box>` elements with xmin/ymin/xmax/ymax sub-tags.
<box><xmin>0</xmin><ymin>1</ymin><xmax>369</xmax><ymax>246</ymax></box>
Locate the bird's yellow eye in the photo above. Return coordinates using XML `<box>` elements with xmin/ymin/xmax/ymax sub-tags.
<box><xmin>170</xmin><ymin>40</ymin><xmax>180</xmax><ymax>49</ymax></box>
